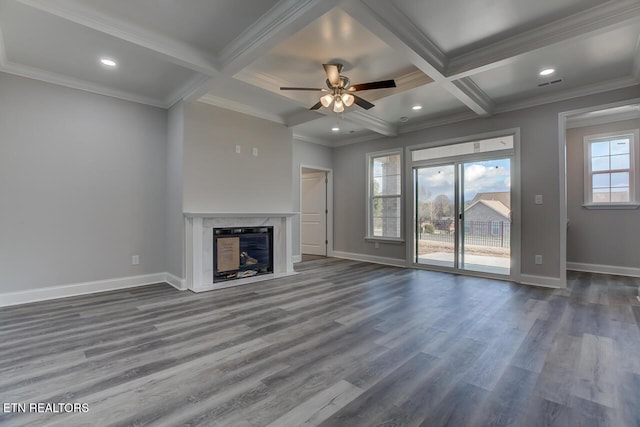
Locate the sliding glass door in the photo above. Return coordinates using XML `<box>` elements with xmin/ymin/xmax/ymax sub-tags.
<box><xmin>459</xmin><ymin>158</ymin><xmax>511</xmax><ymax>275</ymax></box>
<box><xmin>413</xmin><ymin>141</ymin><xmax>513</xmax><ymax>277</ymax></box>
<box><xmin>415</xmin><ymin>165</ymin><xmax>456</xmax><ymax>268</ymax></box>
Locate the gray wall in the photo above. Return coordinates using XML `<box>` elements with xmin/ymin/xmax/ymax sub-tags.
<box><xmin>166</xmin><ymin>101</ymin><xmax>184</xmax><ymax>278</ymax></box>
<box><xmin>292</xmin><ymin>139</ymin><xmax>333</xmax><ymax>258</ymax></box>
<box><xmin>183</xmin><ymin>102</ymin><xmax>293</xmax><ymax>213</ymax></box>
<box><xmin>566</xmin><ymin>118</ymin><xmax>640</xmax><ymax>268</ymax></box>
<box><xmin>0</xmin><ymin>73</ymin><xmax>168</xmax><ymax>292</ymax></box>
<box><xmin>333</xmin><ymin>86</ymin><xmax>640</xmax><ymax>279</ymax></box>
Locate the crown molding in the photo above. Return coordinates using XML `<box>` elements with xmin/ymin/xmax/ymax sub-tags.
<box><xmin>332</xmin><ymin>132</ymin><xmax>385</xmax><ymax>147</ymax></box>
<box><xmin>15</xmin><ymin>0</ymin><xmax>219</xmax><ymax>76</ymax></box>
<box><xmin>633</xmin><ymin>35</ymin><xmax>640</xmax><ymax>82</ymax></box>
<box><xmin>449</xmin><ymin>77</ymin><xmax>494</xmax><ymax>116</ymax></box>
<box><xmin>447</xmin><ymin>0</ymin><xmax>640</xmax><ymax>78</ymax></box>
<box><xmin>218</xmin><ymin>0</ymin><xmax>343</xmax><ymax>75</ymax></box>
<box><xmin>399</xmin><ymin>110</ymin><xmax>479</xmax><ymax>134</ymax></box>
<box><xmin>198</xmin><ymin>94</ymin><xmax>286</xmax><ymax>124</ymax></box>
<box><xmin>0</xmin><ymin>61</ymin><xmax>165</xmax><ymax>107</ymax></box>
<box><xmin>285</xmin><ymin>109</ymin><xmax>326</xmax><ymax>127</ymax></box>
<box><xmin>344</xmin><ymin>110</ymin><xmax>398</xmax><ymax>136</ymax></box>
<box><xmin>494</xmin><ymin>76</ymin><xmax>639</xmax><ymax>114</ymax></box>
<box><xmin>565</xmin><ymin>109</ymin><xmax>640</xmax><ymax>129</ymax></box>
<box><xmin>293</xmin><ymin>134</ymin><xmax>334</xmax><ymax>147</ymax></box>
<box><xmin>0</xmin><ymin>23</ymin><xmax>6</xmax><ymax>66</ymax></box>
<box><xmin>163</xmin><ymin>74</ymin><xmax>211</xmax><ymax>108</ymax></box>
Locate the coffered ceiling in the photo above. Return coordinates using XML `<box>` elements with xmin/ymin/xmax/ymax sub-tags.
<box><xmin>1</xmin><ymin>0</ymin><xmax>639</xmax><ymax>145</ymax></box>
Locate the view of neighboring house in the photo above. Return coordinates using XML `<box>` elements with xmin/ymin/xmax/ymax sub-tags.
<box><xmin>464</xmin><ymin>192</ymin><xmax>511</xmax><ymax>238</ymax></box>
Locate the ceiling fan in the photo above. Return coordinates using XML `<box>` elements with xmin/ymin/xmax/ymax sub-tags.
<box><xmin>280</xmin><ymin>63</ymin><xmax>396</xmax><ymax>113</ymax></box>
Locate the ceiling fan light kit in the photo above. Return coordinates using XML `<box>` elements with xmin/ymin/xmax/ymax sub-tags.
<box><xmin>280</xmin><ymin>63</ymin><xmax>396</xmax><ymax>113</ymax></box>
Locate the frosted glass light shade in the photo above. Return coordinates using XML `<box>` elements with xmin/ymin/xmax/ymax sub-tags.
<box><xmin>342</xmin><ymin>93</ymin><xmax>354</xmax><ymax>107</ymax></box>
<box><xmin>333</xmin><ymin>98</ymin><xmax>344</xmax><ymax>113</ymax></box>
<box><xmin>320</xmin><ymin>94</ymin><xmax>333</xmax><ymax>108</ymax></box>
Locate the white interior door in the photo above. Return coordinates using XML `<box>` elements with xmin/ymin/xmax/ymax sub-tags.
<box><xmin>301</xmin><ymin>171</ymin><xmax>327</xmax><ymax>256</ymax></box>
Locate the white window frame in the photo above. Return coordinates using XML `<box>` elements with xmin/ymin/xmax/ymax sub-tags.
<box><xmin>583</xmin><ymin>129</ymin><xmax>640</xmax><ymax>209</ymax></box>
<box><xmin>366</xmin><ymin>149</ymin><xmax>404</xmax><ymax>242</ymax></box>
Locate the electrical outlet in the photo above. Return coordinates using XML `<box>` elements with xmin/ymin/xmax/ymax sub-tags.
<box><xmin>535</xmin><ymin>255</ymin><xmax>542</xmax><ymax>265</ymax></box>
<box><xmin>535</xmin><ymin>195</ymin><xmax>543</xmax><ymax>205</ymax></box>
<box><xmin>374</xmin><ymin>242</ymin><xmax>379</xmax><ymax>249</ymax></box>
<box><xmin>252</xmin><ymin>147</ymin><xmax>258</xmax><ymax>157</ymax></box>
<box><xmin>132</xmin><ymin>255</ymin><xmax>140</xmax><ymax>265</ymax></box>
<box><xmin>235</xmin><ymin>145</ymin><xmax>241</xmax><ymax>154</ymax></box>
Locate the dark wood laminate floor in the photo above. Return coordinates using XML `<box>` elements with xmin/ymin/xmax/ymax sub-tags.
<box><xmin>1</xmin><ymin>258</ymin><xmax>639</xmax><ymax>426</ymax></box>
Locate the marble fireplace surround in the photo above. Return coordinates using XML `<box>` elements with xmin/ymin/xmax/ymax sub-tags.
<box><xmin>184</xmin><ymin>213</ymin><xmax>297</xmax><ymax>292</ymax></box>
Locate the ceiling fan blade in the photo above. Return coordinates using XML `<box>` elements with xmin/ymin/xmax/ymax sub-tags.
<box><xmin>353</xmin><ymin>95</ymin><xmax>375</xmax><ymax>110</ymax></box>
<box><xmin>309</xmin><ymin>101</ymin><xmax>323</xmax><ymax>110</ymax></box>
<box><xmin>280</xmin><ymin>87</ymin><xmax>325</xmax><ymax>91</ymax></box>
<box><xmin>323</xmin><ymin>64</ymin><xmax>342</xmax><ymax>87</ymax></box>
<box><xmin>350</xmin><ymin>79</ymin><xmax>397</xmax><ymax>91</ymax></box>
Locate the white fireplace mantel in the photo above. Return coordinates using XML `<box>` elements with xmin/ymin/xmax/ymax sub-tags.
<box><xmin>184</xmin><ymin>212</ymin><xmax>298</xmax><ymax>292</ymax></box>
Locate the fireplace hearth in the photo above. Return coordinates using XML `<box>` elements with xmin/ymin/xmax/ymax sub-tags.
<box><xmin>213</xmin><ymin>227</ymin><xmax>273</xmax><ymax>282</ymax></box>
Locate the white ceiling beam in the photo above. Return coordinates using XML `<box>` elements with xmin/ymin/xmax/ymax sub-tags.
<box><xmin>345</xmin><ymin>0</ymin><xmax>494</xmax><ymax>116</ymax></box>
<box><xmin>344</xmin><ymin>0</ymin><xmax>447</xmax><ymax>78</ymax></box>
<box><xmin>449</xmin><ymin>77</ymin><xmax>495</xmax><ymax>116</ymax></box>
<box><xmin>15</xmin><ymin>0</ymin><xmax>219</xmax><ymax>76</ymax></box>
<box><xmin>447</xmin><ymin>0</ymin><xmax>640</xmax><ymax>79</ymax></box>
<box><xmin>218</xmin><ymin>0</ymin><xmax>345</xmax><ymax>75</ymax></box>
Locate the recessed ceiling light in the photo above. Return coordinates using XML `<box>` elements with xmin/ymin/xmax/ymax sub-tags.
<box><xmin>412</xmin><ymin>105</ymin><xmax>422</xmax><ymax>110</ymax></box>
<box><xmin>100</xmin><ymin>58</ymin><xmax>117</xmax><ymax>67</ymax></box>
<box><xmin>539</xmin><ymin>68</ymin><xmax>555</xmax><ymax>76</ymax></box>
<box><xmin>331</xmin><ymin>126</ymin><xmax>340</xmax><ymax>132</ymax></box>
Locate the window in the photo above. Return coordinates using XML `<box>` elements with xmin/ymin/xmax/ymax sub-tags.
<box><xmin>367</xmin><ymin>150</ymin><xmax>402</xmax><ymax>240</ymax></box>
<box><xmin>584</xmin><ymin>130</ymin><xmax>639</xmax><ymax>207</ymax></box>
<box><xmin>491</xmin><ymin>221</ymin><xmax>501</xmax><ymax>236</ymax></box>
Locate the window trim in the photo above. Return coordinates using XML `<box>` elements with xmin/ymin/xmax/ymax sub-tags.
<box><xmin>366</xmin><ymin>149</ymin><xmax>404</xmax><ymax>242</ymax></box>
<box><xmin>583</xmin><ymin>129</ymin><xmax>640</xmax><ymax>209</ymax></box>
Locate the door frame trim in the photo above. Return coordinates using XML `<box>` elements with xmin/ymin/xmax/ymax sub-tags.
<box><xmin>404</xmin><ymin>128</ymin><xmax>522</xmax><ymax>283</ymax></box>
<box><xmin>300</xmin><ymin>164</ymin><xmax>334</xmax><ymax>258</ymax></box>
<box><xmin>558</xmin><ymin>97</ymin><xmax>640</xmax><ymax>288</ymax></box>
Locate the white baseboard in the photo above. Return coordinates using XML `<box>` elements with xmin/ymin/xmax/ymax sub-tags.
<box><xmin>333</xmin><ymin>251</ymin><xmax>407</xmax><ymax>268</ymax></box>
<box><xmin>519</xmin><ymin>274</ymin><xmax>564</xmax><ymax>289</ymax></box>
<box><xmin>165</xmin><ymin>272</ymin><xmax>187</xmax><ymax>290</ymax></box>
<box><xmin>0</xmin><ymin>272</ymin><xmax>182</xmax><ymax>307</ymax></box>
<box><xmin>567</xmin><ymin>262</ymin><xmax>640</xmax><ymax>278</ymax></box>
<box><xmin>292</xmin><ymin>255</ymin><xmax>302</xmax><ymax>263</ymax></box>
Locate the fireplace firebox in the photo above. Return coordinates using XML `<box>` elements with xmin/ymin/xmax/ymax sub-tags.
<box><xmin>212</xmin><ymin>227</ymin><xmax>273</xmax><ymax>282</ymax></box>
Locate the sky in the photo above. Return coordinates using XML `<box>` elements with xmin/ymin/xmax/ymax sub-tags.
<box><xmin>417</xmin><ymin>158</ymin><xmax>511</xmax><ymax>203</ymax></box>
